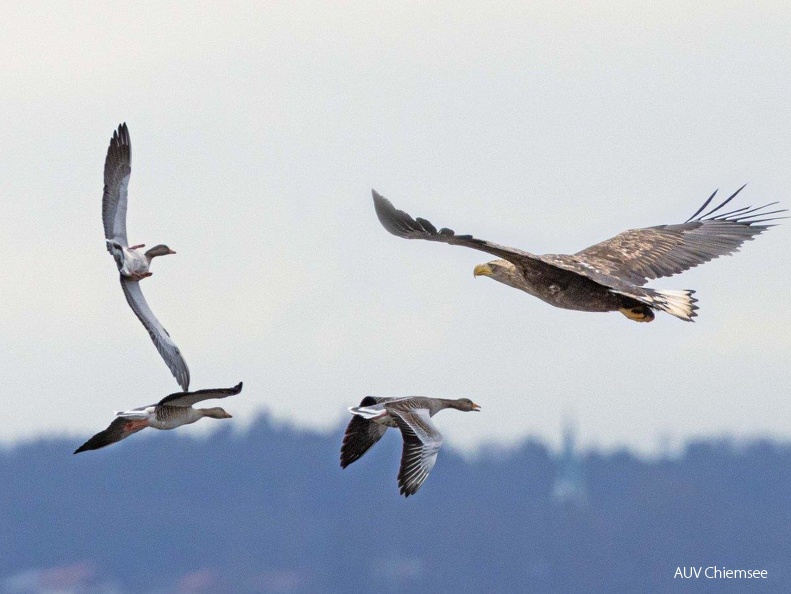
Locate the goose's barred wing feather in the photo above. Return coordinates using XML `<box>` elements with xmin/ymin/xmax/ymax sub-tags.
<box><xmin>573</xmin><ymin>187</ymin><xmax>786</xmax><ymax>286</ymax></box>
<box><xmin>158</xmin><ymin>382</ymin><xmax>243</xmax><ymax>408</ymax></box>
<box><xmin>102</xmin><ymin>123</ymin><xmax>131</xmax><ymax>251</ymax></box>
<box><xmin>387</xmin><ymin>406</ymin><xmax>443</xmax><ymax>497</ymax></box>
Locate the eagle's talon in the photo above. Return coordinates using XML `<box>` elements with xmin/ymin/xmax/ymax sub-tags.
<box><xmin>619</xmin><ymin>306</ymin><xmax>655</xmax><ymax>323</ymax></box>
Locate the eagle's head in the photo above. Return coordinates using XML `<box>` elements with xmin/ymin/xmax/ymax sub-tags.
<box><xmin>473</xmin><ymin>259</ymin><xmax>522</xmax><ymax>289</ymax></box>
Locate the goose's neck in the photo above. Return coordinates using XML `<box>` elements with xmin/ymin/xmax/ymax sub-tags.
<box><xmin>144</xmin><ymin>245</ymin><xmax>175</xmax><ymax>261</ymax></box>
<box><xmin>429</xmin><ymin>398</ymin><xmax>459</xmax><ymax>414</ymax></box>
<box><xmin>144</xmin><ymin>247</ymin><xmax>160</xmax><ymax>261</ymax></box>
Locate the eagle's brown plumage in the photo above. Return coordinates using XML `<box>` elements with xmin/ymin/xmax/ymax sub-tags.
<box><xmin>372</xmin><ymin>186</ymin><xmax>784</xmax><ymax>321</ymax></box>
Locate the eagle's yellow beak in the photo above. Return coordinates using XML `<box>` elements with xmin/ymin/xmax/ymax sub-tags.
<box><xmin>473</xmin><ymin>263</ymin><xmax>493</xmax><ymax>277</ymax></box>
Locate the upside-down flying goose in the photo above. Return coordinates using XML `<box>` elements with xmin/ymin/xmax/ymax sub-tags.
<box><xmin>103</xmin><ymin>123</ymin><xmax>190</xmax><ymax>389</ymax></box>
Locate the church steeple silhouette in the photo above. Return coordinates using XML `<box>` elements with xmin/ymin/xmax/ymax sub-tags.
<box><xmin>552</xmin><ymin>420</ymin><xmax>588</xmax><ymax>506</ymax></box>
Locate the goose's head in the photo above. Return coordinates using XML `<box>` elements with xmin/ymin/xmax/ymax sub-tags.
<box><xmin>453</xmin><ymin>398</ymin><xmax>481</xmax><ymax>412</ymax></box>
<box><xmin>145</xmin><ymin>244</ymin><xmax>177</xmax><ymax>260</ymax></box>
<box><xmin>473</xmin><ymin>259</ymin><xmax>521</xmax><ymax>288</ymax></box>
<box><xmin>200</xmin><ymin>407</ymin><xmax>233</xmax><ymax>420</ymax></box>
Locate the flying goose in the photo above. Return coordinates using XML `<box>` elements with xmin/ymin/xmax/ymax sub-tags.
<box><xmin>372</xmin><ymin>187</ymin><xmax>785</xmax><ymax>322</ymax></box>
<box><xmin>103</xmin><ymin>123</ymin><xmax>190</xmax><ymax>389</ymax></box>
<box><xmin>74</xmin><ymin>382</ymin><xmax>242</xmax><ymax>454</ymax></box>
<box><xmin>341</xmin><ymin>396</ymin><xmax>480</xmax><ymax>497</ymax></box>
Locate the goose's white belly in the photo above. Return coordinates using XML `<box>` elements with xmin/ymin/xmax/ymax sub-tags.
<box><xmin>120</xmin><ymin>248</ymin><xmax>149</xmax><ymax>277</ymax></box>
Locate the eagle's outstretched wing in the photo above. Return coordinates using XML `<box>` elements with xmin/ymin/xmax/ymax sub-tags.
<box><xmin>373</xmin><ymin>189</ymin><xmax>543</xmax><ymax>266</ymax></box>
<box><xmin>572</xmin><ymin>186</ymin><xmax>785</xmax><ymax>286</ymax></box>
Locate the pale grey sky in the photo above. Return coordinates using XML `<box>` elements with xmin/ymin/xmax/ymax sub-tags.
<box><xmin>2</xmin><ymin>1</ymin><xmax>789</xmax><ymax>454</ymax></box>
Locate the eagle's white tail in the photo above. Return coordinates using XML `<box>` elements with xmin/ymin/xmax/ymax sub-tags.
<box><xmin>651</xmin><ymin>289</ymin><xmax>698</xmax><ymax>321</ymax></box>
<box><xmin>612</xmin><ymin>287</ymin><xmax>699</xmax><ymax>321</ymax></box>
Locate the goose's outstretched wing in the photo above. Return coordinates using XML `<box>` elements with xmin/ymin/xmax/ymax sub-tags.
<box><xmin>103</xmin><ymin>123</ymin><xmax>131</xmax><ymax>251</ymax></box>
<box><xmin>73</xmin><ymin>416</ymin><xmax>148</xmax><ymax>454</ymax></box>
<box><xmin>158</xmin><ymin>382</ymin><xmax>243</xmax><ymax>407</ymax></box>
<box><xmin>121</xmin><ymin>277</ymin><xmax>190</xmax><ymax>391</ymax></box>
<box><xmin>387</xmin><ymin>406</ymin><xmax>443</xmax><ymax>497</ymax></box>
<box><xmin>340</xmin><ymin>396</ymin><xmax>391</xmax><ymax>468</ymax></box>
<box><xmin>572</xmin><ymin>186</ymin><xmax>785</xmax><ymax>286</ymax></box>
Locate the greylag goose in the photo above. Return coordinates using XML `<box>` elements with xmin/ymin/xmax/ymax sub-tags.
<box><xmin>74</xmin><ymin>382</ymin><xmax>242</xmax><ymax>453</ymax></box>
<box><xmin>103</xmin><ymin>123</ymin><xmax>190</xmax><ymax>390</ymax></box>
<box><xmin>372</xmin><ymin>187</ymin><xmax>785</xmax><ymax>322</ymax></box>
<box><xmin>341</xmin><ymin>396</ymin><xmax>480</xmax><ymax>497</ymax></box>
